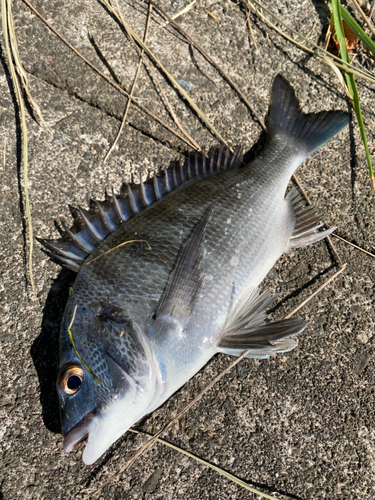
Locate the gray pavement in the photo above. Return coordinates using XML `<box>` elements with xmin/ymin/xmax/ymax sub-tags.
<box><xmin>1</xmin><ymin>0</ymin><xmax>375</xmax><ymax>498</ymax></box>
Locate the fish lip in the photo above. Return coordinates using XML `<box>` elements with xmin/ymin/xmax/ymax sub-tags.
<box><xmin>63</xmin><ymin>411</ymin><xmax>95</xmax><ymax>453</ymax></box>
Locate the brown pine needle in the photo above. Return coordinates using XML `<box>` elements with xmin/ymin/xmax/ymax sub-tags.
<box><xmin>3</xmin><ymin>138</ymin><xmax>6</xmax><ymax>169</ymax></box>
<box><xmin>205</xmin><ymin>9</ymin><xmax>217</xmax><ymax>21</ymax></box>
<box><xmin>85</xmin><ymin>239</ymin><xmax>151</xmax><ymax>265</ymax></box>
<box><xmin>245</xmin><ymin>7</ymin><xmax>259</xmax><ymax>52</ymax></box>
<box><xmin>371</xmin><ymin>0</ymin><xmax>375</xmax><ymax>20</ymax></box>
<box><xmin>147</xmin><ymin>65</ymin><xmax>201</xmax><ymax>151</ymax></box>
<box><xmin>89</xmin><ymin>261</ymin><xmax>346</xmax><ymax>497</ymax></box>
<box><xmin>107</xmin><ymin>1</ymin><xmax>200</xmax><ymax>152</ymax></box>
<box><xmin>172</xmin><ymin>0</ymin><xmax>196</xmax><ymax>20</ymax></box>
<box><xmin>332</xmin><ymin>234</ymin><xmax>375</xmax><ymax>258</ymax></box>
<box><xmin>351</xmin><ymin>0</ymin><xmax>375</xmax><ymax>38</ymax></box>
<box><xmin>247</xmin><ymin>0</ymin><xmax>375</xmax><ymax>83</ymax></box>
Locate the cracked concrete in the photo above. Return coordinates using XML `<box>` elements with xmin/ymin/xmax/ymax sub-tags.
<box><xmin>1</xmin><ymin>0</ymin><xmax>375</xmax><ymax>499</ymax></box>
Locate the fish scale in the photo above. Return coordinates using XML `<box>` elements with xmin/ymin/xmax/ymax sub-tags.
<box><xmin>42</xmin><ymin>76</ymin><xmax>350</xmax><ymax>465</ymax></box>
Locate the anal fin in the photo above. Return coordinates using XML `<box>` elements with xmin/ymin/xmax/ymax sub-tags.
<box><xmin>286</xmin><ymin>187</ymin><xmax>336</xmax><ymax>251</ymax></box>
<box><xmin>218</xmin><ymin>288</ymin><xmax>307</xmax><ymax>359</ymax></box>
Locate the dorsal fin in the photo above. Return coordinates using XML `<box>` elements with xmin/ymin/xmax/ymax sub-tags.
<box><xmin>40</xmin><ymin>145</ymin><xmax>243</xmax><ymax>271</ymax></box>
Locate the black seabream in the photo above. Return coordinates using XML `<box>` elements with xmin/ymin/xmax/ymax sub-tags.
<box><xmin>41</xmin><ymin>76</ymin><xmax>349</xmax><ymax>464</ymax></box>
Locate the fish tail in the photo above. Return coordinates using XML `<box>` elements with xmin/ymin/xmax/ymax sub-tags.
<box><xmin>268</xmin><ymin>75</ymin><xmax>350</xmax><ymax>157</ymax></box>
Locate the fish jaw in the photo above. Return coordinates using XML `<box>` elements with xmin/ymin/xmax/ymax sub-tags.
<box><xmin>63</xmin><ymin>411</ymin><xmax>93</xmax><ymax>454</ymax></box>
<box><xmin>61</xmin><ymin>346</ymin><xmax>163</xmax><ymax>465</ymax></box>
<box><xmin>63</xmin><ymin>383</ymin><xmax>159</xmax><ymax>465</ymax></box>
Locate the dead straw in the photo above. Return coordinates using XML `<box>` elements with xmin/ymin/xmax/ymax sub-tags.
<box><xmin>2</xmin><ymin>0</ymin><xmax>35</xmax><ymax>295</ymax></box>
<box><xmin>101</xmin><ymin>0</ymin><xmax>229</xmax><ymax>148</ymax></box>
<box><xmin>21</xmin><ymin>0</ymin><xmax>198</xmax><ymax>150</ymax></box>
<box><xmin>150</xmin><ymin>0</ymin><xmax>266</xmax><ymax>130</ymax></box>
<box><xmin>104</xmin><ymin>2</ymin><xmax>152</xmax><ymax>162</ymax></box>
<box><xmin>332</xmin><ymin>234</ymin><xmax>375</xmax><ymax>259</ymax></box>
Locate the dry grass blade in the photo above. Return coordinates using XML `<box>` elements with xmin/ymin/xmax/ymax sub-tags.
<box><xmin>285</xmin><ymin>264</ymin><xmax>347</xmax><ymax>318</ymax></box>
<box><xmin>84</xmin><ymin>239</ymin><xmax>151</xmax><ymax>265</ymax></box>
<box><xmin>102</xmin><ymin>0</ymin><xmax>230</xmax><ymax>149</ymax></box>
<box><xmin>2</xmin><ymin>0</ymin><xmax>35</xmax><ymax>295</ymax></box>
<box><xmin>246</xmin><ymin>0</ymin><xmax>375</xmax><ymax>83</ymax></box>
<box><xmin>107</xmin><ymin>1</ymin><xmax>200</xmax><ymax>152</ymax></box>
<box><xmin>332</xmin><ymin>234</ymin><xmax>375</xmax><ymax>258</ymax></box>
<box><xmin>350</xmin><ymin>0</ymin><xmax>375</xmax><ymax>38</ymax></box>
<box><xmin>127</xmin><ymin>429</ymin><xmax>280</xmax><ymax>500</ymax></box>
<box><xmin>104</xmin><ymin>1</ymin><xmax>152</xmax><ymax>162</ymax></box>
<box><xmin>89</xmin><ymin>261</ymin><xmax>346</xmax><ymax>497</ymax></box>
<box><xmin>151</xmin><ymin>0</ymin><xmax>266</xmax><ymax>131</ymax></box>
<box><xmin>22</xmin><ymin>0</ymin><xmax>198</xmax><ymax>150</ymax></box>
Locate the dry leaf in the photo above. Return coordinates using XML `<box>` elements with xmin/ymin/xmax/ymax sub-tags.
<box><xmin>330</xmin><ymin>19</ymin><xmax>359</xmax><ymax>53</ymax></box>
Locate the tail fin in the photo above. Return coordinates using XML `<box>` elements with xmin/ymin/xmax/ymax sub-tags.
<box><xmin>268</xmin><ymin>75</ymin><xmax>350</xmax><ymax>156</ymax></box>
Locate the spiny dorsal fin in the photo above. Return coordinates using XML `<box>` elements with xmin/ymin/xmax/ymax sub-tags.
<box><xmin>154</xmin><ymin>207</ymin><xmax>213</xmax><ymax>323</ymax></box>
<box><xmin>217</xmin><ymin>288</ymin><xmax>307</xmax><ymax>359</ymax></box>
<box><xmin>286</xmin><ymin>187</ymin><xmax>336</xmax><ymax>251</ymax></box>
<box><xmin>41</xmin><ymin>145</ymin><xmax>243</xmax><ymax>271</ymax></box>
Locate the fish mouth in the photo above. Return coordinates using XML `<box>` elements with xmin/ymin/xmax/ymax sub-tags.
<box><xmin>63</xmin><ymin>411</ymin><xmax>95</xmax><ymax>453</ymax></box>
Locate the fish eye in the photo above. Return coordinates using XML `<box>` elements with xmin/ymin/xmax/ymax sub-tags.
<box><xmin>60</xmin><ymin>365</ymin><xmax>84</xmax><ymax>395</ymax></box>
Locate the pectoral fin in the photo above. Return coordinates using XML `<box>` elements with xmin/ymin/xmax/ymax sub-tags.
<box><xmin>154</xmin><ymin>207</ymin><xmax>213</xmax><ymax>323</ymax></box>
<box><xmin>218</xmin><ymin>288</ymin><xmax>307</xmax><ymax>359</ymax></box>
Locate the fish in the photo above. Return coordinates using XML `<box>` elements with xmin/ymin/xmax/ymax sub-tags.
<box><xmin>41</xmin><ymin>76</ymin><xmax>349</xmax><ymax>465</ymax></box>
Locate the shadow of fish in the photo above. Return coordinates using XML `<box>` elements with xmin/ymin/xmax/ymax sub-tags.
<box><xmin>40</xmin><ymin>75</ymin><xmax>349</xmax><ymax>465</ymax></box>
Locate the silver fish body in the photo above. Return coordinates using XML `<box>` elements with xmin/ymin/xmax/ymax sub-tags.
<box><xmin>45</xmin><ymin>76</ymin><xmax>349</xmax><ymax>464</ymax></box>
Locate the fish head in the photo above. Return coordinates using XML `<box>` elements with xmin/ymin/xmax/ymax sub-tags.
<box><xmin>57</xmin><ymin>293</ymin><xmax>160</xmax><ymax>465</ymax></box>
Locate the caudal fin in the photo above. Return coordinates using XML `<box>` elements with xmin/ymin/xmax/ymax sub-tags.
<box><xmin>268</xmin><ymin>75</ymin><xmax>350</xmax><ymax>157</ymax></box>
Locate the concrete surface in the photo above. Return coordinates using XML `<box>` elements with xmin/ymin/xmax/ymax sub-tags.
<box><xmin>1</xmin><ymin>0</ymin><xmax>375</xmax><ymax>498</ymax></box>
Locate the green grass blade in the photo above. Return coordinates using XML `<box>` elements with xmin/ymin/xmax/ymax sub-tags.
<box><xmin>328</xmin><ymin>0</ymin><xmax>375</xmax><ymax>57</ymax></box>
<box><xmin>331</xmin><ymin>0</ymin><xmax>374</xmax><ymax>190</ymax></box>
<box><xmin>248</xmin><ymin>0</ymin><xmax>375</xmax><ymax>83</ymax></box>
